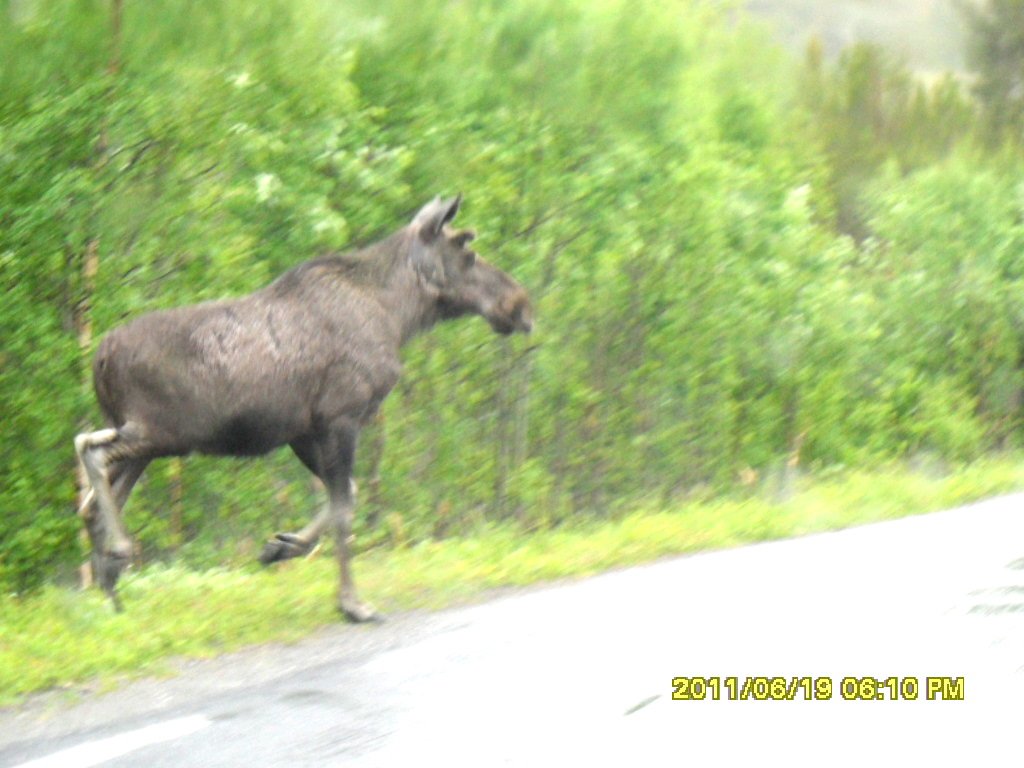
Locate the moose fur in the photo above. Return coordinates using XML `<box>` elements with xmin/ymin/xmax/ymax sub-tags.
<box><xmin>74</xmin><ymin>195</ymin><xmax>532</xmax><ymax>620</ymax></box>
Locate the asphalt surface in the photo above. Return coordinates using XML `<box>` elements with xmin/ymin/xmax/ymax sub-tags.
<box><xmin>2</xmin><ymin>494</ymin><xmax>1023</xmax><ymax>767</ymax></box>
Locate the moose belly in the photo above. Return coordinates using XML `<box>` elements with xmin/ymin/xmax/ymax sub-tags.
<box><xmin>197</xmin><ymin>408</ymin><xmax>305</xmax><ymax>457</ymax></box>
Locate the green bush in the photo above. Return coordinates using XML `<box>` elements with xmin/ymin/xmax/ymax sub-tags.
<box><xmin>2</xmin><ymin>0</ymin><xmax>1023</xmax><ymax>593</ymax></box>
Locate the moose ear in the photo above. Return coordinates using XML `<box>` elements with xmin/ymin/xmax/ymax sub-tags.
<box><xmin>413</xmin><ymin>194</ymin><xmax>462</xmax><ymax>242</ymax></box>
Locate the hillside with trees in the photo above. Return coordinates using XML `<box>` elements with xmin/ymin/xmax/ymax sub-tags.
<box><xmin>2</xmin><ymin>0</ymin><xmax>1024</xmax><ymax>594</ymax></box>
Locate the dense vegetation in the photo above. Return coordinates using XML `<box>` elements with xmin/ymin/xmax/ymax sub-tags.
<box><xmin>3</xmin><ymin>0</ymin><xmax>1024</xmax><ymax>594</ymax></box>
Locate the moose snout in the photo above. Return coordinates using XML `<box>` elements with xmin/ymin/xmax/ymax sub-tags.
<box><xmin>514</xmin><ymin>296</ymin><xmax>533</xmax><ymax>333</ymax></box>
<box><xmin>492</xmin><ymin>290</ymin><xmax>533</xmax><ymax>335</ymax></box>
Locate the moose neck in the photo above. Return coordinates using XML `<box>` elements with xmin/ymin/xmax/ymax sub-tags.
<box><xmin>368</xmin><ymin>231</ymin><xmax>447</xmax><ymax>347</ymax></box>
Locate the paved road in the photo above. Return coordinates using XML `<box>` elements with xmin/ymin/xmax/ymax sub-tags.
<box><xmin>2</xmin><ymin>494</ymin><xmax>1023</xmax><ymax>767</ymax></box>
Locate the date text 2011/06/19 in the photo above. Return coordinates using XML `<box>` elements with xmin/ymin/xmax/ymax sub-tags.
<box><xmin>670</xmin><ymin>676</ymin><xmax>965</xmax><ymax>701</ymax></box>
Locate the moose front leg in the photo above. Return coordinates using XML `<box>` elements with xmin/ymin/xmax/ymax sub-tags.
<box><xmin>258</xmin><ymin>480</ymin><xmax>357</xmax><ymax>565</ymax></box>
<box><xmin>320</xmin><ymin>423</ymin><xmax>378</xmax><ymax>622</ymax></box>
<box><xmin>261</xmin><ymin>426</ymin><xmax>378</xmax><ymax>621</ymax></box>
<box><xmin>260</xmin><ymin>436</ymin><xmax>349</xmax><ymax>565</ymax></box>
<box><xmin>328</xmin><ymin>477</ymin><xmax>379</xmax><ymax>623</ymax></box>
<box><xmin>259</xmin><ymin>510</ymin><xmax>326</xmax><ymax>564</ymax></box>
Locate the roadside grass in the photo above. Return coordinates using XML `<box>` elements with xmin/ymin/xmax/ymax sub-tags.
<box><xmin>2</xmin><ymin>457</ymin><xmax>1023</xmax><ymax>705</ymax></box>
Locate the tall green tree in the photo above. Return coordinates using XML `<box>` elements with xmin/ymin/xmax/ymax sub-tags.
<box><xmin>799</xmin><ymin>40</ymin><xmax>975</xmax><ymax>237</ymax></box>
<box><xmin>963</xmin><ymin>0</ymin><xmax>1024</xmax><ymax>144</ymax></box>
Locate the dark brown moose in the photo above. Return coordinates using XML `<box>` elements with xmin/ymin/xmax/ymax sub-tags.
<box><xmin>75</xmin><ymin>196</ymin><xmax>532</xmax><ymax>621</ymax></box>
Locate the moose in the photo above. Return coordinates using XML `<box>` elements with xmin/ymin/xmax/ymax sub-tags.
<box><xmin>74</xmin><ymin>195</ymin><xmax>533</xmax><ymax>621</ymax></box>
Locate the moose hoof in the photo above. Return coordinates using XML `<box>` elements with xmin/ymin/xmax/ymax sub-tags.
<box><xmin>339</xmin><ymin>597</ymin><xmax>382</xmax><ymax>624</ymax></box>
<box><xmin>259</xmin><ymin>533</ymin><xmax>313</xmax><ymax>565</ymax></box>
<box><xmin>106</xmin><ymin>588</ymin><xmax>125</xmax><ymax>613</ymax></box>
<box><xmin>94</xmin><ymin>551</ymin><xmax>130</xmax><ymax>611</ymax></box>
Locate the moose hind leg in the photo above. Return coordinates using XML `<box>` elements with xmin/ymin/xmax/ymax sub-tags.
<box><xmin>83</xmin><ymin>458</ymin><xmax>149</xmax><ymax>609</ymax></box>
<box><xmin>75</xmin><ymin>427</ymin><xmax>148</xmax><ymax>610</ymax></box>
<box><xmin>75</xmin><ymin>429</ymin><xmax>131</xmax><ymax>556</ymax></box>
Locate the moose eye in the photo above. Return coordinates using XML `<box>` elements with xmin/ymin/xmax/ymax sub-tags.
<box><xmin>462</xmin><ymin>250</ymin><xmax>477</xmax><ymax>269</ymax></box>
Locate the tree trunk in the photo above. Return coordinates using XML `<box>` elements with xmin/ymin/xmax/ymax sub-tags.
<box><xmin>169</xmin><ymin>457</ymin><xmax>184</xmax><ymax>550</ymax></box>
<box><xmin>511</xmin><ymin>345</ymin><xmax>533</xmax><ymax>522</ymax></box>
<box><xmin>77</xmin><ymin>0</ymin><xmax>123</xmax><ymax>587</ymax></box>
<box><xmin>108</xmin><ymin>0</ymin><xmax>123</xmax><ymax>75</ymax></box>
<box><xmin>492</xmin><ymin>341</ymin><xmax>512</xmax><ymax>519</ymax></box>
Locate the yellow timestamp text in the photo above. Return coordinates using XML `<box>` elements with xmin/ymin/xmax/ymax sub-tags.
<box><xmin>670</xmin><ymin>676</ymin><xmax>964</xmax><ymax>701</ymax></box>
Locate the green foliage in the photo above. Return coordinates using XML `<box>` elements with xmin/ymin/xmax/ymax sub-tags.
<box><xmin>798</xmin><ymin>40</ymin><xmax>977</xmax><ymax>236</ymax></box>
<box><xmin>861</xmin><ymin>157</ymin><xmax>1024</xmax><ymax>454</ymax></box>
<box><xmin>0</xmin><ymin>289</ymin><xmax>80</xmax><ymax>589</ymax></box>
<box><xmin>3</xmin><ymin>0</ymin><xmax>1024</xmax><ymax>594</ymax></box>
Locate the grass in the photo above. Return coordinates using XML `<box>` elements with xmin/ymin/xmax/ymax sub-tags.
<box><xmin>2</xmin><ymin>456</ymin><xmax>1024</xmax><ymax>705</ymax></box>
